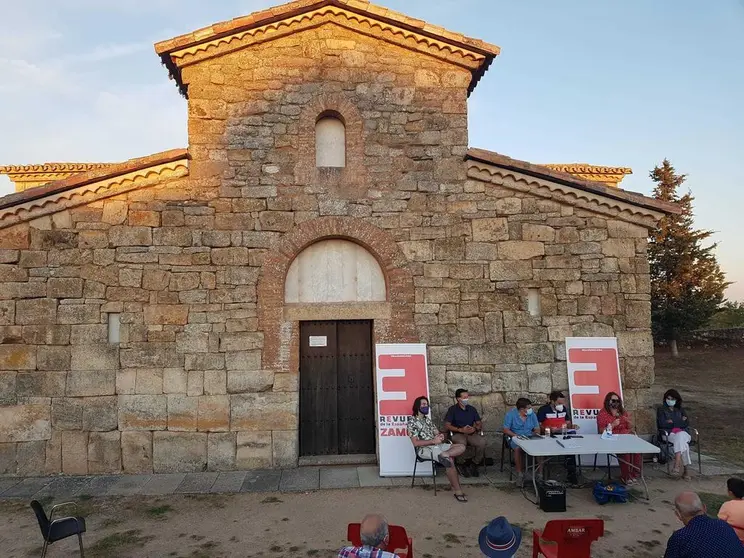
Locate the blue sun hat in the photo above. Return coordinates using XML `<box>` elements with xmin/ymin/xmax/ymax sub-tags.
<box><xmin>478</xmin><ymin>516</ymin><xmax>522</xmax><ymax>557</ymax></box>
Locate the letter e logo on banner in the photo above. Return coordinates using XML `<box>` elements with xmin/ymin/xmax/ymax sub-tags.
<box><xmin>568</xmin><ymin>347</ymin><xmax>621</xmax><ymax>411</ymax></box>
<box><xmin>378</xmin><ymin>354</ymin><xmax>428</xmax><ymax>416</ymax></box>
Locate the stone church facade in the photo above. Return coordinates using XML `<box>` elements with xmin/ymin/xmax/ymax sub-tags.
<box><xmin>0</xmin><ymin>0</ymin><xmax>676</xmax><ymax>475</ymax></box>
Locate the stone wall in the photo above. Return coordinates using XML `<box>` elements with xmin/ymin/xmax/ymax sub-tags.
<box><xmin>0</xmin><ymin>24</ymin><xmax>655</xmax><ymax>475</ymax></box>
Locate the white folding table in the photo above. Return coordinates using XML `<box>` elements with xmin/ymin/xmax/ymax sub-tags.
<box><xmin>513</xmin><ymin>434</ymin><xmax>660</xmax><ymax>502</ymax></box>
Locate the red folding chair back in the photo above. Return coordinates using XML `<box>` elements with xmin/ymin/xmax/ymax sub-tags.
<box><xmin>347</xmin><ymin>523</ymin><xmax>413</xmax><ymax>558</ymax></box>
<box><xmin>532</xmin><ymin>519</ymin><xmax>604</xmax><ymax>558</ymax></box>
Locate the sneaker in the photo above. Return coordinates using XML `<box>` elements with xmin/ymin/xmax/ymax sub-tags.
<box><xmin>437</xmin><ymin>455</ymin><xmax>454</xmax><ymax>468</ymax></box>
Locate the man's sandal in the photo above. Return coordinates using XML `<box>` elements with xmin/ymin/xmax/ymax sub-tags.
<box><xmin>454</xmin><ymin>493</ymin><xmax>468</xmax><ymax>503</ymax></box>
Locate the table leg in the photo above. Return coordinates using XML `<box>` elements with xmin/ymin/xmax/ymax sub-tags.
<box><xmin>532</xmin><ymin>454</ymin><xmax>539</xmax><ymax>502</ymax></box>
<box><xmin>612</xmin><ymin>453</ymin><xmax>649</xmax><ymax>500</ymax></box>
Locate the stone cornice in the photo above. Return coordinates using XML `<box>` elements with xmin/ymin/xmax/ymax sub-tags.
<box><xmin>0</xmin><ymin>163</ymin><xmax>115</xmax><ymax>192</ymax></box>
<box><xmin>0</xmin><ymin>160</ymin><xmax>189</xmax><ymax>229</ymax></box>
<box><xmin>156</xmin><ymin>1</ymin><xmax>499</xmax><ymax>97</ymax></box>
<box><xmin>467</xmin><ymin>160</ymin><xmax>664</xmax><ymax>228</ymax></box>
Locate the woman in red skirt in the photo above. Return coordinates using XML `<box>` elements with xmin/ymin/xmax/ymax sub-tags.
<box><xmin>596</xmin><ymin>392</ymin><xmax>642</xmax><ymax>485</ymax></box>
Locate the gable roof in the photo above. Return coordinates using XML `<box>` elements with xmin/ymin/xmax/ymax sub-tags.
<box><xmin>155</xmin><ymin>0</ymin><xmax>500</xmax><ymax>97</ymax></box>
<box><xmin>0</xmin><ymin>149</ymin><xmax>188</xmax><ymax>212</ymax></box>
<box><xmin>466</xmin><ymin>148</ymin><xmax>680</xmax><ymax>215</ymax></box>
<box><xmin>0</xmin><ymin>162</ymin><xmax>116</xmax><ymax>193</ymax></box>
<box><xmin>542</xmin><ymin>163</ymin><xmax>632</xmax><ymax>188</ymax></box>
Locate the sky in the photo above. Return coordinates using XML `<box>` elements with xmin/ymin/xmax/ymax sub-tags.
<box><xmin>1</xmin><ymin>0</ymin><xmax>742</xmax><ymax>301</ymax></box>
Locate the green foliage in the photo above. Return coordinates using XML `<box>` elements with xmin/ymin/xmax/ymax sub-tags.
<box><xmin>707</xmin><ymin>301</ymin><xmax>744</xmax><ymax>329</ymax></box>
<box><xmin>648</xmin><ymin>160</ymin><xmax>729</xmax><ymax>341</ymax></box>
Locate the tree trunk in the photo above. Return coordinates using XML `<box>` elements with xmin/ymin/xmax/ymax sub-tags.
<box><xmin>670</xmin><ymin>339</ymin><xmax>679</xmax><ymax>358</ymax></box>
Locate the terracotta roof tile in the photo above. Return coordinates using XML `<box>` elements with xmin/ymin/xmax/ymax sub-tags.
<box><xmin>0</xmin><ymin>149</ymin><xmax>188</xmax><ymax>211</ymax></box>
<box><xmin>154</xmin><ymin>0</ymin><xmax>500</xmax><ymax>97</ymax></box>
<box><xmin>466</xmin><ymin>148</ymin><xmax>680</xmax><ymax>215</ymax></box>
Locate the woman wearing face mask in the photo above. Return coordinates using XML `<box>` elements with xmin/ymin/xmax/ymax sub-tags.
<box><xmin>657</xmin><ymin>389</ymin><xmax>693</xmax><ymax>480</ymax></box>
<box><xmin>407</xmin><ymin>395</ymin><xmax>468</xmax><ymax>502</ymax></box>
<box><xmin>597</xmin><ymin>392</ymin><xmax>642</xmax><ymax>485</ymax></box>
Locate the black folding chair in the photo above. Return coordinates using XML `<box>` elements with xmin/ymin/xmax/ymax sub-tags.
<box><xmin>499</xmin><ymin>431</ymin><xmax>514</xmax><ymax>481</ymax></box>
<box><xmin>30</xmin><ymin>500</ymin><xmax>86</xmax><ymax>557</ymax></box>
<box><xmin>653</xmin><ymin>427</ymin><xmax>702</xmax><ymax>475</ymax></box>
<box><xmin>411</xmin><ymin>446</ymin><xmax>443</xmax><ymax>495</ymax></box>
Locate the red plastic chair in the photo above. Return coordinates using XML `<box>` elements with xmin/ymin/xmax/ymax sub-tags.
<box><xmin>347</xmin><ymin>522</ymin><xmax>413</xmax><ymax>558</ymax></box>
<box><xmin>532</xmin><ymin>519</ymin><xmax>604</xmax><ymax>558</ymax></box>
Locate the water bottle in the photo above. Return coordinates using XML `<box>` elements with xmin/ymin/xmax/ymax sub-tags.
<box><xmin>606</xmin><ymin>423</ymin><xmax>613</xmax><ymax>436</ymax></box>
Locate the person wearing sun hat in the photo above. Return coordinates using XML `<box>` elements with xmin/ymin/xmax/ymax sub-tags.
<box><xmin>479</xmin><ymin>517</ymin><xmax>522</xmax><ymax>557</ymax></box>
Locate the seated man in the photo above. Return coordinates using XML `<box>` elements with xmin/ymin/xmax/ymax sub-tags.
<box><xmin>338</xmin><ymin>513</ymin><xmax>401</xmax><ymax>558</ymax></box>
<box><xmin>444</xmin><ymin>388</ymin><xmax>486</xmax><ymax>478</ymax></box>
<box><xmin>537</xmin><ymin>390</ymin><xmax>579</xmax><ymax>485</ymax></box>
<box><xmin>502</xmin><ymin>397</ymin><xmax>540</xmax><ymax>486</ymax></box>
<box><xmin>664</xmin><ymin>491</ymin><xmax>744</xmax><ymax>558</ymax></box>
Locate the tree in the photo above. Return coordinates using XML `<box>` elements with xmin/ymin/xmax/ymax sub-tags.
<box><xmin>648</xmin><ymin>159</ymin><xmax>729</xmax><ymax>356</ymax></box>
<box><xmin>707</xmin><ymin>301</ymin><xmax>744</xmax><ymax>329</ymax></box>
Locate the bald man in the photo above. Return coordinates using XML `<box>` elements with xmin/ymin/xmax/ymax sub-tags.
<box><xmin>338</xmin><ymin>514</ymin><xmax>401</xmax><ymax>558</ymax></box>
<box><xmin>663</xmin><ymin>491</ymin><xmax>744</xmax><ymax>558</ymax></box>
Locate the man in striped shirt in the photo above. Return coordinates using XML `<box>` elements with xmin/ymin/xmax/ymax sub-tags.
<box><xmin>337</xmin><ymin>514</ymin><xmax>401</xmax><ymax>558</ymax></box>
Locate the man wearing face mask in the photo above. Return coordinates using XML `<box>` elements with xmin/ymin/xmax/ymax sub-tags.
<box><xmin>444</xmin><ymin>388</ymin><xmax>485</xmax><ymax>478</ymax></box>
<box><xmin>537</xmin><ymin>391</ymin><xmax>579</xmax><ymax>485</ymax></box>
<box><xmin>503</xmin><ymin>398</ymin><xmax>541</xmax><ymax>486</ymax></box>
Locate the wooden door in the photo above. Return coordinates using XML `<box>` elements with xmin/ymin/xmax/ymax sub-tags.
<box><xmin>299</xmin><ymin>320</ymin><xmax>375</xmax><ymax>456</ymax></box>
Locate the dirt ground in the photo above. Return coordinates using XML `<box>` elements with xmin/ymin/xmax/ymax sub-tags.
<box><xmin>0</xmin><ymin>474</ymin><xmax>736</xmax><ymax>558</ymax></box>
<box><xmin>654</xmin><ymin>346</ymin><xmax>744</xmax><ymax>467</ymax></box>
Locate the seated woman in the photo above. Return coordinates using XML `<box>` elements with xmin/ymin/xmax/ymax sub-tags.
<box><xmin>596</xmin><ymin>391</ymin><xmax>642</xmax><ymax>485</ymax></box>
<box><xmin>718</xmin><ymin>477</ymin><xmax>744</xmax><ymax>543</ymax></box>
<box><xmin>656</xmin><ymin>388</ymin><xmax>693</xmax><ymax>480</ymax></box>
<box><xmin>407</xmin><ymin>395</ymin><xmax>468</xmax><ymax>503</ymax></box>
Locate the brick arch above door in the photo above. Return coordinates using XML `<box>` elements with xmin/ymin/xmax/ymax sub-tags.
<box><xmin>258</xmin><ymin>216</ymin><xmax>417</xmax><ymax>372</ymax></box>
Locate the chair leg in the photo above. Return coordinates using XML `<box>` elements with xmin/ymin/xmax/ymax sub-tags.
<box><xmin>431</xmin><ymin>461</ymin><xmax>437</xmax><ymax>496</ymax></box>
<box><xmin>41</xmin><ymin>539</ymin><xmax>49</xmax><ymax>558</ymax></box>
<box><xmin>411</xmin><ymin>458</ymin><xmax>417</xmax><ymax>488</ymax></box>
<box><xmin>78</xmin><ymin>533</ymin><xmax>85</xmax><ymax>557</ymax></box>
<box><xmin>500</xmin><ymin>442</ymin><xmax>505</xmax><ymax>472</ymax></box>
<box><xmin>508</xmin><ymin>448</ymin><xmax>513</xmax><ymax>481</ymax></box>
<box><xmin>696</xmin><ymin>435</ymin><xmax>702</xmax><ymax>475</ymax></box>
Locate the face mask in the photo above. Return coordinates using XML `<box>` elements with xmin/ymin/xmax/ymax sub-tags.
<box><xmin>419</xmin><ymin>406</ymin><xmax>429</xmax><ymax>415</ymax></box>
<box><xmin>555</xmin><ymin>404</ymin><xmax>565</xmax><ymax>412</ymax></box>
<box><xmin>526</xmin><ymin>408</ymin><xmax>534</xmax><ymax>416</ymax></box>
<box><xmin>666</xmin><ymin>399</ymin><xmax>676</xmax><ymax>407</ymax></box>
<box><xmin>610</xmin><ymin>400</ymin><xmax>620</xmax><ymax>408</ymax></box>
<box><xmin>460</xmin><ymin>399</ymin><xmax>469</xmax><ymax>407</ymax></box>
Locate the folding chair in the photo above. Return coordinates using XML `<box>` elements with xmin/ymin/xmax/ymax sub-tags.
<box><xmin>499</xmin><ymin>431</ymin><xmax>514</xmax><ymax>481</ymax></box>
<box><xmin>347</xmin><ymin>522</ymin><xmax>414</xmax><ymax>558</ymax></box>
<box><xmin>653</xmin><ymin>426</ymin><xmax>702</xmax><ymax>475</ymax></box>
<box><xmin>532</xmin><ymin>519</ymin><xmax>604</xmax><ymax>558</ymax></box>
<box><xmin>30</xmin><ymin>500</ymin><xmax>86</xmax><ymax>557</ymax></box>
<box><xmin>411</xmin><ymin>445</ymin><xmax>442</xmax><ymax>495</ymax></box>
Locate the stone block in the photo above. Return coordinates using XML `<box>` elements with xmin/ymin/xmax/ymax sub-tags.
<box><xmin>456</xmin><ymin>318</ymin><xmax>485</xmax><ymax>344</ymax></box>
<box><xmin>0</xmin><ymin>372</ymin><xmax>16</xmax><ymax>404</ymax></box>
<box><xmin>198</xmin><ymin>395</ymin><xmax>230</xmax><ymax>432</ymax></box>
<box><xmin>88</xmin><ymin>431</ymin><xmax>122</xmax><ymax>473</ymax></box>
<box><xmin>48</xmin><ymin>277</ymin><xmax>84</xmax><ymax>298</ymax></box>
<box><xmin>548</xmin><ymin>325</ymin><xmax>573</xmax><ymax>342</ymax></box>
<box><xmin>0</xmin><ymin>442</ymin><xmax>16</xmax><ymax>474</ymax></box>
<box><xmin>121</xmin><ymin>431</ymin><xmax>152</xmax><ymax>473</ymax></box>
<box><xmin>272</xmin><ymin>430</ymin><xmax>298</xmax><ymax>468</ymax></box>
<box><xmin>489</xmin><ymin>260</ymin><xmax>532</xmax><ymax>281</ymax></box>
<box><xmin>492</xmin><ymin>372</ymin><xmax>527</xmax><ymax>393</ymax></box>
<box><xmin>0</xmin><ymin>405</ymin><xmax>51</xmax><ymax>442</ymax></box>
<box><xmin>164</xmin><ymin>368</ymin><xmax>188</xmax><ymax>394</ymax></box>
<box><xmin>203</xmin><ymin>370</ymin><xmax>227</xmax><ymax>395</ymax></box>
<box><xmin>273</xmin><ymin>373</ymin><xmax>298</xmax><ymax>392</ymax></box>
<box><xmin>62</xmin><ymin>431</ymin><xmax>88</xmax><ymax>474</ymax></box>
<box><xmin>235</xmin><ymin>431</ymin><xmax>272</xmax><ymax>469</ymax></box>
<box><xmin>446</xmin><ymin>371</ymin><xmax>491</xmax><ymax>394</ymax></box>
<box><xmin>225</xmin><ymin>351</ymin><xmax>262</xmax><ymax>371</ymax></box>
<box><xmin>518</xmin><ymin>343</ymin><xmax>554</xmax><ymax>364</ymax></box>
<box><xmin>622</xmin><ymin>356</ymin><xmax>655</xmax><ymax>389</ymax></box>
<box><xmin>143</xmin><ymin>304</ymin><xmax>190</xmax><ymax>325</ymax></box>
<box><xmin>116</xmin><ymin>370</ymin><xmax>136</xmax><ymax>395</ymax></box>
<box><xmin>109</xmin><ymin>225</ymin><xmax>152</xmax><ymax>246</ymax></box>
<box><xmin>522</xmin><ymin>224</ymin><xmax>555</xmax><ymax>242</ymax></box>
<box><xmin>82</xmin><ymin>396</ymin><xmax>118</xmax><ymax>431</ymax></box>
<box><xmin>625</xmin><ymin>300</ymin><xmax>651</xmax><ymax>328</ymax></box>
<box><xmin>577</xmin><ymin>296</ymin><xmax>601</xmax><ymax>316</ymax></box>
<box><xmin>15</xmin><ymin>298</ymin><xmax>57</xmax><ymax>325</ymax></box>
<box><xmin>504</xmin><ymin>327</ymin><xmax>548</xmax><ymax>343</ymax></box>
<box><xmin>398</xmin><ymin>240</ymin><xmax>432</xmax><ymax>262</ymax></box>
<box><xmin>187</xmin><ymin>371</ymin><xmax>204</xmax><ymax>396</ymax></box>
<box><xmin>550</xmin><ymin>362</ymin><xmax>569</xmax><ymax>393</ymax></box>
<box><xmin>219</xmin><ymin>332</ymin><xmax>263</xmax><ymax>352</ymax></box>
<box><xmin>0</xmin><ymin>344</ymin><xmax>36</xmax><ymax>370</ymax></box>
<box><xmin>71</xmin><ymin>344</ymin><xmax>119</xmax><ymax>370</ymax></box>
<box><xmin>428</xmin><ymin>345</ymin><xmax>469</xmax><ymax>365</ymax></box>
<box><xmin>231</xmin><ymin>393</ymin><xmax>298</xmax><ymax>431</ymax></box>
<box><xmin>37</xmin><ymin>346</ymin><xmax>70</xmax><ymax>371</ymax></box>
<box><xmin>617</xmin><ymin>331</ymin><xmax>654</xmax><ymax>357</ymax></box>
<box><xmin>16</xmin><ymin>440</ymin><xmax>46</xmax><ymax>476</ymax></box>
<box><xmin>571</xmin><ymin>322</ymin><xmax>614</xmax><ymax>337</ymax></box>
<box><xmin>527</xmin><ymin>364</ymin><xmax>553</xmax><ymax>394</ymax></box>
<box><xmin>16</xmin><ymin>369</ymin><xmax>66</xmax><ymax>398</ymax></box>
<box><xmin>226</xmin><ymin>369</ymin><xmax>273</xmax><ymax>393</ymax></box>
<box><xmin>0</xmin><ymin>300</ymin><xmax>15</xmax><ymax>325</ymax></box>
<box><xmin>153</xmin><ymin>432</ymin><xmax>207</xmax><ymax>473</ymax></box>
<box><xmin>470</xmin><ymin>344</ymin><xmax>518</xmax><ymax>365</ymax></box>
<box><xmin>135</xmin><ymin>369</ymin><xmax>164</xmax><ymax>394</ymax></box>
<box><xmin>499</xmin><ymin>241</ymin><xmax>544</xmax><ymax>260</ymax></box>
<box><xmin>167</xmin><ymin>394</ymin><xmax>198</xmax><ymax>431</ymax></box>
<box><xmin>57</xmin><ymin>304</ymin><xmax>100</xmax><ymax>324</ymax></box>
<box><xmin>208</xmin><ymin>432</ymin><xmax>236</xmax><ymax>471</ymax></box>
<box><xmin>45</xmin><ymin>430</ymin><xmax>61</xmax><ymax>474</ymax></box>
<box><xmin>101</xmin><ymin>201</ymin><xmax>128</xmax><ymax>225</ymax></box>
<box><xmin>484</xmin><ymin>313</ymin><xmax>504</xmax><ymax>343</ymax></box>
<box><xmin>66</xmin><ymin>370</ymin><xmax>116</xmax><ymax>396</ymax></box>
<box><xmin>472</xmin><ymin>218</ymin><xmax>508</xmax><ymax>242</ymax></box>
<box><xmin>602</xmin><ymin>238</ymin><xmax>635</xmax><ymax>258</ymax></box>
<box><xmin>118</xmin><ymin>395</ymin><xmax>167</xmax><ymax>430</ymax></box>
<box><xmin>607</xmin><ymin>220</ymin><xmax>648</xmax><ymax>238</ymax></box>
